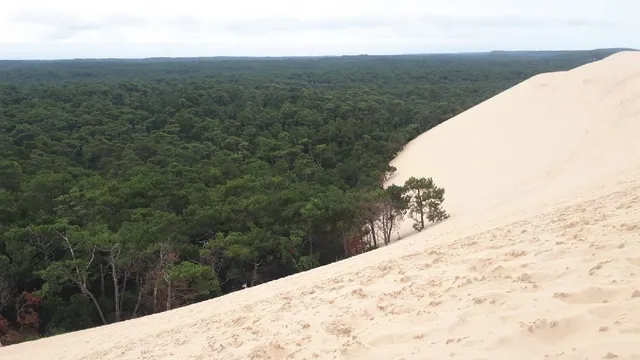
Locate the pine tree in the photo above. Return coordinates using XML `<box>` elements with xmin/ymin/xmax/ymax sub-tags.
<box><xmin>403</xmin><ymin>177</ymin><xmax>449</xmax><ymax>231</ymax></box>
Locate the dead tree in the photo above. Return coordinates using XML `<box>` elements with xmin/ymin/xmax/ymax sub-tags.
<box><xmin>57</xmin><ymin>232</ymin><xmax>107</xmax><ymax>325</ymax></box>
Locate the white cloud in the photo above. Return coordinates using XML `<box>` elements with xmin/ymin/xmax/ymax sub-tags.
<box><xmin>0</xmin><ymin>0</ymin><xmax>637</xmax><ymax>59</ymax></box>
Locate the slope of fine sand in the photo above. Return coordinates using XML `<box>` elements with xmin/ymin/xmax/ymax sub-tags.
<box><xmin>2</xmin><ymin>51</ymin><xmax>640</xmax><ymax>360</ymax></box>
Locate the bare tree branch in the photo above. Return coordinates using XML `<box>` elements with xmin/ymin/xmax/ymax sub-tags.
<box><xmin>86</xmin><ymin>246</ymin><xmax>97</xmax><ymax>269</ymax></box>
<box><xmin>56</xmin><ymin>231</ymin><xmax>107</xmax><ymax>324</ymax></box>
<box><xmin>57</xmin><ymin>231</ymin><xmax>83</xmax><ymax>285</ymax></box>
<box><xmin>26</xmin><ymin>226</ymin><xmax>56</xmax><ymax>262</ymax></box>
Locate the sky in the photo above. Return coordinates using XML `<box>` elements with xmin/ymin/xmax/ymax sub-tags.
<box><xmin>0</xmin><ymin>0</ymin><xmax>638</xmax><ymax>59</ymax></box>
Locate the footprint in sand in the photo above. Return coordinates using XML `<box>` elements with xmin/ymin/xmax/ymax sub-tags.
<box><xmin>248</xmin><ymin>342</ymin><xmax>288</xmax><ymax>360</ymax></box>
<box><xmin>323</xmin><ymin>319</ymin><xmax>353</xmax><ymax>337</ymax></box>
<box><xmin>349</xmin><ymin>288</ymin><xmax>368</xmax><ymax>299</ymax></box>
<box><xmin>504</xmin><ymin>249</ymin><xmax>527</xmax><ymax>259</ymax></box>
<box><xmin>471</xmin><ymin>294</ymin><xmax>504</xmax><ymax>306</ymax></box>
<box><xmin>589</xmin><ymin>260</ymin><xmax>613</xmax><ymax>276</ymax></box>
<box><xmin>619</xmin><ymin>222</ymin><xmax>639</xmax><ymax>232</ymax></box>
<box><xmin>519</xmin><ymin>315</ymin><xmax>590</xmax><ymax>346</ymax></box>
<box><xmin>553</xmin><ymin>286</ymin><xmax>625</xmax><ymax>304</ymax></box>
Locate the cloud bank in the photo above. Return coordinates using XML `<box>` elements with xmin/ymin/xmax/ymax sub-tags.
<box><xmin>0</xmin><ymin>0</ymin><xmax>637</xmax><ymax>59</ymax></box>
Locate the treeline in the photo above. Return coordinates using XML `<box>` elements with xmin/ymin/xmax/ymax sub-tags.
<box><xmin>0</xmin><ymin>50</ymin><xmax>625</xmax><ymax>344</ymax></box>
<box><xmin>0</xmin><ymin>48</ymin><xmax>626</xmax><ymax>85</ymax></box>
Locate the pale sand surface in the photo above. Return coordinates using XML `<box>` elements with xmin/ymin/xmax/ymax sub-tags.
<box><xmin>2</xmin><ymin>51</ymin><xmax>640</xmax><ymax>360</ymax></box>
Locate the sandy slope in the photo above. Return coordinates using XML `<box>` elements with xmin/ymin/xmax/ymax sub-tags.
<box><xmin>2</xmin><ymin>51</ymin><xmax>640</xmax><ymax>360</ymax></box>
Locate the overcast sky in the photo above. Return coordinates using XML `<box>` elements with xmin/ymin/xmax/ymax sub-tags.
<box><xmin>0</xmin><ymin>0</ymin><xmax>637</xmax><ymax>59</ymax></box>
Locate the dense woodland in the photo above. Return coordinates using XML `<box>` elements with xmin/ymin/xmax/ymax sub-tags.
<box><xmin>0</xmin><ymin>49</ymin><xmax>627</xmax><ymax>344</ymax></box>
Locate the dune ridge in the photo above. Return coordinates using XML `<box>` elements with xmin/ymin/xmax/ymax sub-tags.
<box><xmin>1</xmin><ymin>51</ymin><xmax>640</xmax><ymax>360</ymax></box>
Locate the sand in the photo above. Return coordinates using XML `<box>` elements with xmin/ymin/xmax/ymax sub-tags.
<box><xmin>2</xmin><ymin>51</ymin><xmax>640</xmax><ymax>360</ymax></box>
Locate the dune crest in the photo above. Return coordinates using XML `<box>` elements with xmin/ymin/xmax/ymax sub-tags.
<box><xmin>388</xmin><ymin>50</ymin><xmax>640</xmax><ymax>238</ymax></box>
<box><xmin>2</xmin><ymin>51</ymin><xmax>640</xmax><ymax>360</ymax></box>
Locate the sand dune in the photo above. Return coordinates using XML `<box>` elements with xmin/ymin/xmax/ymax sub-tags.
<box><xmin>2</xmin><ymin>51</ymin><xmax>640</xmax><ymax>360</ymax></box>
